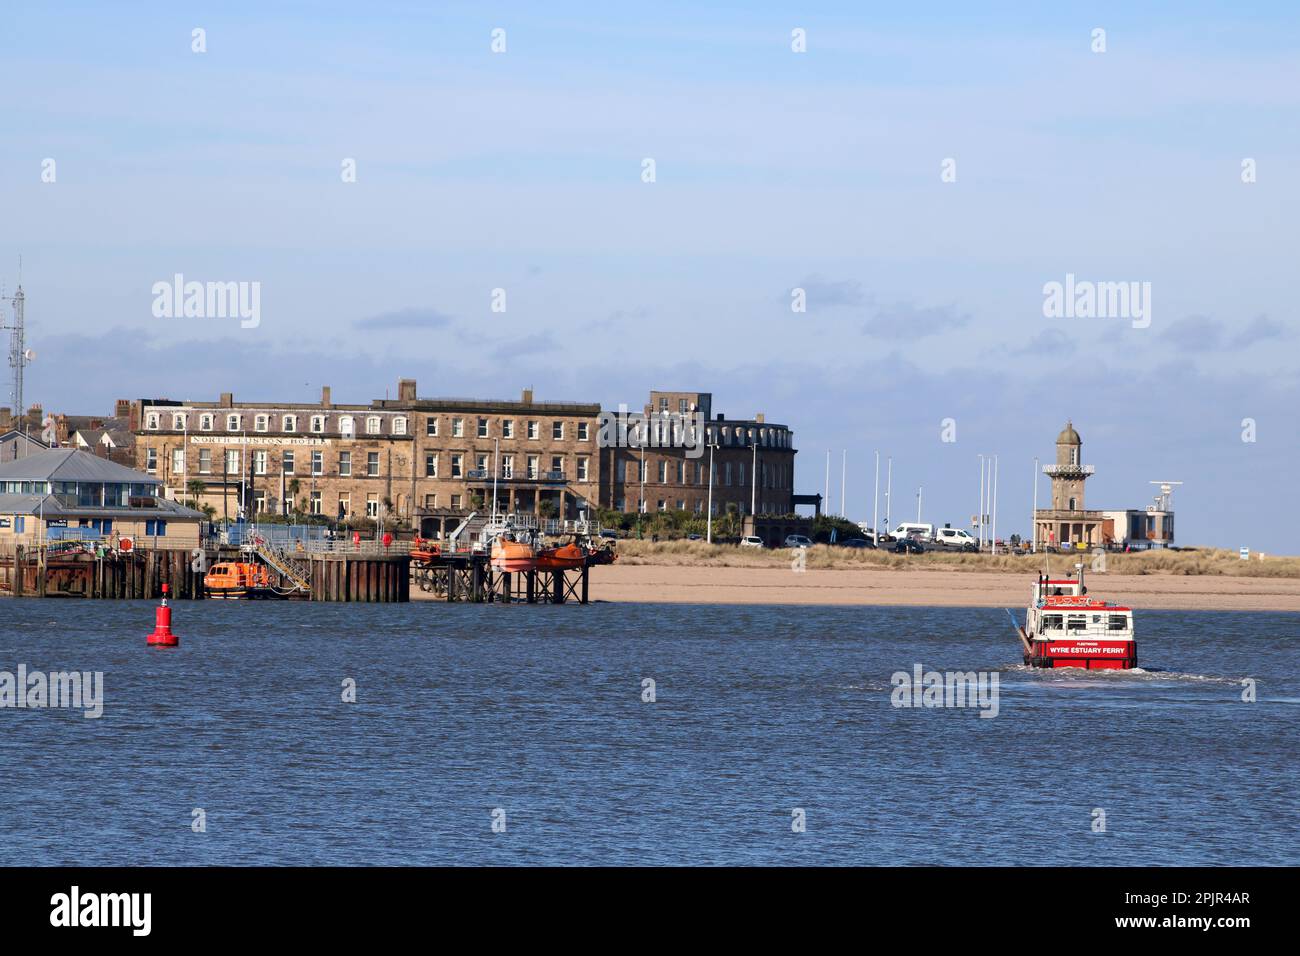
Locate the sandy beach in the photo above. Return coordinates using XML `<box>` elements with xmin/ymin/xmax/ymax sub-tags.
<box><xmin>587</xmin><ymin>564</ymin><xmax>1300</xmax><ymax>612</ymax></box>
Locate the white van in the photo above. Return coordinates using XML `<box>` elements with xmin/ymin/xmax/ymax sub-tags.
<box><xmin>934</xmin><ymin>527</ymin><xmax>977</xmax><ymax>549</ymax></box>
<box><xmin>892</xmin><ymin>523</ymin><xmax>933</xmax><ymax>541</ymax></box>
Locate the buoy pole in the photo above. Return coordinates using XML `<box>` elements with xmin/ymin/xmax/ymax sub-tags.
<box><xmin>146</xmin><ymin>583</ymin><xmax>180</xmax><ymax>647</ymax></box>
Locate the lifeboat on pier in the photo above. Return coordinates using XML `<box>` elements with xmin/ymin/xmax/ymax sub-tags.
<box><xmin>490</xmin><ymin>535</ymin><xmax>537</xmax><ymax>573</ymax></box>
<box><xmin>1013</xmin><ymin>565</ymin><xmax>1136</xmax><ymax>669</ymax></box>
<box><xmin>536</xmin><ymin>541</ymin><xmax>587</xmax><ymax>571</ymax></box>
<box><xmin>204</xmin><ymin>561</ymin><xmax>275</xmax><ymax>600</ymax></box>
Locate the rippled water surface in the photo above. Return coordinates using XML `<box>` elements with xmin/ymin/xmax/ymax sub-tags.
<box><xmin>1</xmin><ymin>600</ymin><xmax>1296</xmax><ymax>865</ymax></box>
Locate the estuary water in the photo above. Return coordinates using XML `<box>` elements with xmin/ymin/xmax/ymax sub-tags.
<box><xmin>1</xmin><ymin>600</ymin><xmax>1296</xmax><ymax>866</ymax></box>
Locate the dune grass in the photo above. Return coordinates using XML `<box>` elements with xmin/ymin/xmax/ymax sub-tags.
<box><xmin>612</xmin><ymin>540</ymin><xmax>1300</xmax><ymax>577</ymax></box>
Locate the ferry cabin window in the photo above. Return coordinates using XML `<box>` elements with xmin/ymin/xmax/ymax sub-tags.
<box><xmin>1109</xmin><ymin>615</ymin><xmax>1128</xmax><ymax>631</ymax></box>
<box><xmin>1041</xmin><ymin>615</ymin><xmax>1063</xmax><ymax>631</ymax></box>
<box><xmin>1066</xmin><ymin>615</ymin><xmax>1087</xmax><ymax>631</ymax></box>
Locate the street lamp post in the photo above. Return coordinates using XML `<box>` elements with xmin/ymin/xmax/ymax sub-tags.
<box><xmin>1031</xmin><ymin>456</ymin><xmax>1039</xmax><ymax>553</ymax></box>
<box><xmin>705</xmin><ymin>442</ymin><xmax>716</xmax><ymax>544</ymax></box>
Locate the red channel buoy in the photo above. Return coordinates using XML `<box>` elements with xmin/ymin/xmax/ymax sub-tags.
<box><xmin>146</xmin><ymin>583</ymin><xmax>180</xmax><ymax>647</ymax></box>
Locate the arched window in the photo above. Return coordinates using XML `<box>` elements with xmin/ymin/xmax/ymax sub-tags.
<box><xmin>339</xmin><ymin>416</ymin><xmax>355</xmax><ymax>438</ymax></box>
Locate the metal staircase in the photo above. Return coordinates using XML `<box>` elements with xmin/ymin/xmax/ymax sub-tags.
<box><xmin>251</xmin><ymin>541</ymin><xmax>312</xmax><ymax>592</ymax></box>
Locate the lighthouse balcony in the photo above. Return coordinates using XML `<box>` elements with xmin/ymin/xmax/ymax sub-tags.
<box><xmin>1042</xmin><ymin>463</ymin><xmax>1095</xmax><ymax>478</ymax></box>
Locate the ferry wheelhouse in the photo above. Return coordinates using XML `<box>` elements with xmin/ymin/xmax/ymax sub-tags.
<box><xmin>1015</xmin><ymin>565</ymin><xmax>1137</xmax><ymax>670</ymax></box>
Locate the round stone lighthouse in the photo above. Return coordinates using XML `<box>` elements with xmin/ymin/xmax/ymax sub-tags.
<box><xmin>1037</xmin><ymin>421</ymin><xmax>1100</xmax><ymax>549</ymax></box>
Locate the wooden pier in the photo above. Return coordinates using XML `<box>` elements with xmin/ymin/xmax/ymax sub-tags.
<box><xmin>3</xmin><ymin>543</ymin><xmax>600</xmax><ymax>605</ymax></box>
<box><xmin>412</xmin><ymin>553</ymin><xmax>591</xmax><ymax>604</ymax></box>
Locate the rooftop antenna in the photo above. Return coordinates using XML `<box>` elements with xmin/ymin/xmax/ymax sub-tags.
<box><xmin>1</xmin><ymin>258</ymin><xmax>32</xmax><ymax>418</ymax></box>
<box><xmin>1147</xmin><ymin>480</ymin><xmax>1182</xmax><ymax>512</ymax></box>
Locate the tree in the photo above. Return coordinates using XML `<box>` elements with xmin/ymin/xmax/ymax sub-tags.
<box><xmin>185</xmin><ymin>478</ymin><xmax>206</xmax><ymax>507</ymax></box>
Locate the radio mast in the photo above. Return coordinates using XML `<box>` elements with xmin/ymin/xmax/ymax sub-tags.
<box><xmin>2</xmin><ymin>262</ymin><xmax>34</xmax><ymax>417</ymax></box>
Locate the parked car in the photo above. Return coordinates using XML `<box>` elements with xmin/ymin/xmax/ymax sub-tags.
<box><xmin>686</xmin><ymin>533</ymin><xmax>703</xmax><ymax>541</ymax></box>
<box><xmin>598</xmin><ymin>529</ymin><xmax>620</xmax><ymax>540</ymax></box>
<box><xmin>739</xmin><ymin>536</ymin><xmax>765</xmax><ymax>549</ymax></box>
<box><xmin>784</xmin><ymin>534</ymin><xmax>814</xmax><ymax>549</ymax></box>
<box><xmin>840</xmin><ymin>538</ymin><xmax>873</xmax><ymax>549</ymax></box>
<box><xmin>893</xmin><ymin>537</ymin><xmax>925</xmax><ymax>554</ymax></box>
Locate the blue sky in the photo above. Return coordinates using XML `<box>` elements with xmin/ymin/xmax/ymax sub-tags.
<box><xmin>2</xmin><ymin>2</ymin><xmax>1298</xmax><ymax>550</ymax></box>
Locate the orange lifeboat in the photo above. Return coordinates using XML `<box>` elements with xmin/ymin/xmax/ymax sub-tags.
<box><xmin>204</xmin><ymin>561</ymin><xmax>274</xmax><ymax>599</ymax></box>
<box><xmin>536</xmin><ymin>542</ymin><xmax>587</xmax><ymax>571</ymax></box>
<box><xmin>490</xmin><ymin>537</ymin><xmax>536</xmax><ymax>573</ymax></box>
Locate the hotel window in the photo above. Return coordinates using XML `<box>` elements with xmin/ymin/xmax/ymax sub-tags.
<box><xmin>551</xmin><ymin>456</ymin><xmax>563</xmax><ymax>476</ymax></box>
<box><xmin>226</xmin><ymin>414</ymin><xmax>241</xmax><ymax>432</ymax></box>
<box><xmin>476</xmin><ymin>454</ymin><xmax>489</xmax><ymax>473</ymax></box>
<box><xmin>340</xmin><ymin>416</ymin><xmax>355</xmax><ymax>438</ymax></box>
<box><xmin>724</xmin><ymin>462</ymin><xmax>732</xmax><ymax>486</ymax></box>
<box><xmin>145</xmin><ymin>448</ymin><xmax>158</xmax><ymax>473</ymax></box>
<box><xmin>452</xmin><ymin>418</ymin><xmax>464</xmax><ymax>438</ymax></box>
<box><xmin>451</xmin><ymin>454</ymin><xmax>463</xmax><ymax>478</ymax></box>
<box><xmin>254</xmin><ymin>415</ymin><xmax>268</xmax><ymax>432</ymax></box>
<box><xmin>282</xmin><ymin>414</ymin><xmax>297</xmax><ymax>432</ymax></box>
<box><xmin>527</xmin><ymin>456</ymin><xmax>539</xmax><ymax>479</ymax></box>
<box><xmin>658</xmin><ymin>461</ymin><xmax>667</xmax><ymax>482</ymax></box>
<box><xmin>225</xmin><ymin>450</ymin><xmax>240</xmax><ymax>475</ymax></box>
<box><xmin>695</xmin><ymin>462</ymin><xmax>703</xmax><ymax>483</ymax></box>
<box><xmin>338</xmin><ymin>495</ymin><xmax>350</xmax><ymax>518</ymax></box>
<box><xmin>366</xmin><ymin>416</ymin><xmax>381</xmax><ymax>435</ymax></box>
<box><xmin>310</xmin><ymin>415</ymin><xmax>325</xmax><ymax>433</ymax></box>
<box><xmin>172</xmin><ymin>413</ymin><xmax>185</xmax><ymax>430</ymax></box>
<box><xmin>253</xmin><ymin>450</ymin><xmax>267</xmax><ymax>475</ymax></box>
<box><xmin>616</xmin><ymin>460</ymin><xmax>626</xmax><ymax>481</ymax></box>
<box><xmin>657</xmin><ymin>500</ymin><xmax>667</xmax><ymax>512</ymax></box>
<box><xmin>659</xmin><ymin>397</ymin><xmax>668</xmax><ymax>411</ymax></box>
<box><xmin>478</xmin><ymin>418</ymin><xmax>489</xmax><ymax>438</ymax></box>
<box><xmin>309</xmin><ymin>491</ymin><xmax>322</xmax><ymax>515</ymax></box>
<box><xmin>502</xmin><ymin>420</ymin><xmax>514</xmax><ymax>438</ymax></box>
<box><xmin>425</xmin><ymin>454</ymin><xmax>438</xmax><ymax>478</ymax></box>
<box><xmin>311</xmin><ymin>450</ymin><xmax>323</xmax><ymax>475</ymax></box>
<box><xmin>577</xmin><ymin>422</ymin><xmax>589</xmax><ymax>441</ymax></box>
<box><xmin>552</xmin><ymin>421</ymin><xmax>564</xmax><ymax>440</ymax></box>
<box><xmin>503</xmin><ymin>455</ymin><xmax>514</xmax><ymax>478</ymax></box>
<box><xmin>252</xmin><ymin>492</ymin><xmax>266</xmax><ymax>514</ymax></box>
<box><xmin>338</xmin><ymin>451</ymin><xmax>351</xmax><ymax>477</ymax></box>
<box><xmin>198</xmin><ymin>449</ymin><xmax>212</xmax><ymax>474</ymax></box>
<box><xmin>367</xmin><ymin>452</ymin><xmax>379</xmax><ymax>476</ymax></box>
<box><xmin>282</xmin><ymin>450</ymin><xmax>295</xmax><ymax>474</ymax></box>
<box><xmin>527</xmin><ymin>421</ymin><xmax>538</xmax><ymax>440</ymax></box>
<box><xmin>577</xmin><ymin>457</ymin><xmax>589</xmax><ymax>481</ymax></box>
<box><xmin>366</xmin><ymin>495</ymin><xmax>379</xmax><ymax>518</ymax></box>
<box><xmin>200</xmin><ymin>414</ymin><xmax>213</xmax><ymax>431</ymax></box>
<box><xmin>393</xmin><ymin>417</ymin><xmax>407</xmax><ymax>435</ymax></box>
<box><xmin>423</xmin><ymin>494</ymin><xmax>436</xmax><ymax>509</ymax></box>
<box><xmin>676</xmin><ymin>461</ymin><xmax>684</xmax><ymax>483</ymax></box>
<box><xmin>676</xmin><ymin>499</ymin><xmax>685</xmax><ymax>511</ymax></box>
<box><xmin>171</xmin><ymin>449</ymin><xmax>184</xmax><ymax>474</ymax></box>
<box><xmin>146</xmin><ymin>413</ymin><xmax>159</xmax><ymax>430</ymax></box>
<box><xmin>739</xmin><ymin>463</ymin><xmax>746</xmax><ymax>486</ymax></box>
<box><xmin>450</xmin><ymin>494</ymin><xmax>462</xmax><ymax>510</ymax></box>
<box><xmin>426</xmin><ymin>417</ymin><xmax>438</xmax><ymax>437</ymax></box>
<box><xmin>678</xmin><ymin>399</ymin><xmax>687</xmax><ymax>413</ymax></box>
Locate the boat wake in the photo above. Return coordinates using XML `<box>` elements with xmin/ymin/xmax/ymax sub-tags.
<box><xmin>999</xmin><ymin>663</ymin><xmax>1242</xmax><ymax>685</ymax></box>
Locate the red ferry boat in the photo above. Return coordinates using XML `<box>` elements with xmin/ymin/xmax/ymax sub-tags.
<box><xmin>1013</xmin><ymin>565</ymin><xmax>1137</xmax><ymax>670</ymax></box>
